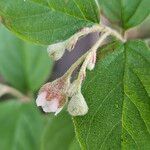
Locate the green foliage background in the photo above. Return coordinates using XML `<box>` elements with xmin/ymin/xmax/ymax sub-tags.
<box><xmin>0</xmin><ymin>25</ymin><xmax>79</xmax><ymax>150</ymax></box>
<box><xmin>0</xmin><ymin>0</ymin><xmax>150</xmax><ymax>150</ymax></box>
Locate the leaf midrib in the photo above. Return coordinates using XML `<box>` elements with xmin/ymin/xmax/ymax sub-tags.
<box><xmin>125</xmin><ymin>0</ymin><xmax>143</xmax><ymax>25</ymax></box>
<box><xmin>31</xmin><ymin>0</ymin><xmax>98</xmax><ymax>23</ymax></box>
<box><xmin>0</xmin><ymin>0</ymin><xmax>97</xmax><ymax>24</ymax></box>
<box><xmin>122</xmin><ymin>43</ymin><xmax>150</xmax><ymax>148</ymax></box>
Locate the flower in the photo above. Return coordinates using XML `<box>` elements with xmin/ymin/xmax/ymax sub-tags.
<box><xmin>67</xmin><ymin>92</ymin><xmax>88</xmax><ymax>116</ymax></box>
<box><xmin>47</xmin><ymin>41</ymin><xmax>67</xmax><ymax>61</ymax></box>
<box><xmin>66</xmin><ymin>36</ymin><xmax>78</xmax><ymax>51</ymax></box>
<box><xmin>36</xmin><ymin>78</ymin><xmax>68</xmax><ymax>115</ymax></box>
<box><xmin>67</xmin><ymin>80</ymin><xmax>79</xmax><ymax>97</ymax></box>
<box><xmin>86</xmin><ymin>51</ymin><xmax>96</xmax><ymax>71</ymax></box>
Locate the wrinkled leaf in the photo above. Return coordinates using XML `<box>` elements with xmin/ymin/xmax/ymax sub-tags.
<box><xmin>31</xmin><ymin>0</ymin><xmax>99</xmax><ymax>23</ymax></box>
<box><xmin>0</xmin><ymin>0</ymin><xmax>99</xmax><ymax>45</ymax></box>
<box><xmin>98</xmin><ymin>0</ymin><xmax>150</xmax><ymax>29</ymax></box>
<box><xmin>73</xmin><ymin>41</ymin><xmax>150</xmax><ymax>149</ymax></box>
<box><xmin>42</xmin><ymin>111</ymin><xmax>76</xmax><ymax>150</ymax></box>
<box><xmin>0</xmin><ymin>25</ymin><xmax>53</xmax><ymax>93</ymax></box>
<box><xmin>69</xmin><ymin>139</ymin><xmax>81</xmax><ymax>150</ymax></box>
<box><xmin>0</xmin><ymin>100</ymin><xmax>45</xmax><ymax>150</ymax></box>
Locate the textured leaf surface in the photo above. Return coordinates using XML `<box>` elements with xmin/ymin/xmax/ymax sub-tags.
<box><xmin>0</xmin><ymin>25</ymin><xmax>53</xmax><ymax>93</ymax></box>
<box><xmin>42</xmin><ymin>111</ymin><xmax>76</xmax><ymax>150</ymax></box>
<box><xmin>98</xmin><ymin>0</ymin><xmax>150</xmax><ymax>29</ymax></box>
<box><xmin>0</xmin><ymin>0</ymin><xmax>99</xmax><ymax>45</ymax></box>
<box><xmin>0</xmin><ymin>100</ymin><xmax>45</xmax><ymax>150</ymax></box>
<box><xmin>73</xmin><ymin>41</ymin><xmax>150</xmax><ymax>150</ymax></box>
<box><xmin>69</xmin><ymin>139</ymin><xmax>81</xmax><ymax>150</ymax></box>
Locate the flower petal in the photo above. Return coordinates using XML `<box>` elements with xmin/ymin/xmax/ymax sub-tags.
<box><xmin>42</xmin><ymin>99</ymin><xmax>59</xmax><ymax>113</ymax></box>
<box><xmin>36</xmin><ymin>92</ymin><xmax>47</xmax><ymax>107</ymax></box>
<box><xmin>54</xmin><ymin>107</ymin><xmax>63</xmax><ymax>116</ymax></box>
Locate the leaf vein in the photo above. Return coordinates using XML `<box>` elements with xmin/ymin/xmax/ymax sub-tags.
<box><xmin>125</xmin><ymin>93</ymin><xmax>150</xmax><ymax>134</ymax></box>
<box><xmin>125</xmin><ymin>0</ymin><xmax>143</xmax><ymax>24</ymax></box>
<box><xmin>85</xmin><ymin>82</ymin><xmax>122</xmax><ymax>148</ymax></box>
<box><xmin>99</xmin><ymin>121</ymin><xmax>121</xmax><ymax>150</ymax></box>
<box><xmin>122</xmin><ymin>126</ymin><xmax>139</xmax><ymax>149</ymax></box>
<box><xmin>72</xmin><ymin>0</ymin><xmax>87</xmax><ymax>20</ymax></box>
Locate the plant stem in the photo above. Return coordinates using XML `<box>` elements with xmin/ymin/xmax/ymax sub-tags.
<box><xmin>58</xmin><ymin>24</ymin><xmax>125</xmax><ymax>87</ymax></box>
<box><xmin>77</xmin><ymin>31</ymin><xmax>111</xmax><ymax>85</ymax></box>
<box><xmin>0</xmin><ymin>84</ymin><xmax>30</xmax><ymax>102</ymax></box>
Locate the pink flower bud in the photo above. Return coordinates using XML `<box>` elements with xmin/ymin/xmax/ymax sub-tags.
<box><xmin>36</xmin><ymin>78</ymin><xmax>68</xmax><ymax>115</ymax></box>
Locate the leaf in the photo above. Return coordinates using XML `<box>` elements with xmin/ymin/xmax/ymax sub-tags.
<box><xmin>31</xmin><ymin>0</ymin><xmax>99</xmax><ymax>23</ymax></box>
<box><xmin>0</xmin><ymin>25</ymin><xmax>53</xmax><ymax>93</ymax></box>
<box><xmin>69</xmin><ymin>139</ymin><xmax>81</xmax><ymax>150</ymax></box>
<box><xmin>41</xmin><ymin>111</ymin><xmax>76</xmax><ymax>150</ymax></box>
<box><xmin>98</xmin><ymin>0</ymin><xmax>150</xmax><ymax>29</ymax></box>
<box><xmin>0</xmin><ymin>0</ymin><xmax>99</xmax><ymax>45</ymax></box>
<box><xmin>0</xmin><ymin>100</ymin><xmax>45</xmax><ymax>150</ymax></box>
<box><xmin>73</xmin><ymin>40</ymin><xmax>150</xmax><ymax>149</ymax></box>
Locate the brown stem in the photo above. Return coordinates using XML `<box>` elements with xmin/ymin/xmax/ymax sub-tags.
<box><xmin>0</xmin><ymin>84</ymin><xmax>30</xmax><ymax>102</ymax></box>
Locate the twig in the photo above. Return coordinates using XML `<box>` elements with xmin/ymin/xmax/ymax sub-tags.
<box><xmin>77</xmin><ymin>31</ymin><xmax>111</xmax><ymax>85</ymax></box>
<box><xmin>0</xmin><ymin>84</ymin><xmax>30</xmax><ymax>102</ymax></box>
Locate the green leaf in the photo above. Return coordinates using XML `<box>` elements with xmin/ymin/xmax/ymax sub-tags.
<box><xmin>31</xmin><ymin>0</ymin><xmax>99</xmax><ymax>23</ymax></box>
<box><xmin>0</xmin><ymin>25</ymin><xmax>53</xmax><ymax>93</ymax></box>
<box><xmin>0</xmin><ymin>100</ymin><xmax>45</xmax><ymax>150</ymax></box>
<box><xmin>41</xmin><ymin>111</ymin><xmax>76</xmax><ymax>150</ymax></box>
<box><xmin>0</xmin><ymin>0</ymin><xmax>99</xmax><ymax>45</ymax></box>
<box><xmin>69</xmin><ymin>139</ymin><xmax>81</xmax><ymax>150</ymax></box>
<box><xmin>98</xmin><ymin>0</ymin><xmax>150</xmax><ymax>29</ymax></box>
<box><xmin>73</xmin><ymin>40</ymin><xmax>150</xmax><ymax>149</ymax></box>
